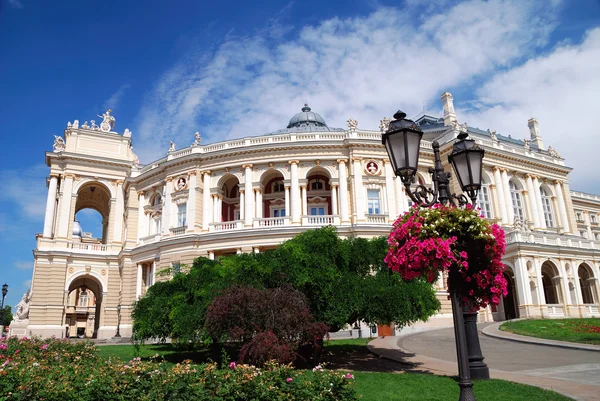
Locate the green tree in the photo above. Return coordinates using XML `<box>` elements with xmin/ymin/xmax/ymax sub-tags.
<box><xmin>1</xmin><ymin>305</ymin><xmax>13</xmax><ymax>327</ymax></box>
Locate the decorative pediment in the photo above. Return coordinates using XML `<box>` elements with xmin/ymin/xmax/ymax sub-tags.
<box><xmin>172</xmin><ymin>191</ymin><xmax>189</xmax><ymax>205</ymax></box>
<box><xmin>270</xmin><ymin>198</ymin><xmax>285</xmax><ymax>206</ymax></box>
<box><xmin>308</xmin><ymin>196</ymin><xmax>327</xmax><ymax>205</ymax></box>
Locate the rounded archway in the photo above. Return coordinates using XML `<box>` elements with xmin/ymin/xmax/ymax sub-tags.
<box><xmin>75</xmin><ymin>183</ymin><xmax>111</xmax><ymax>244</ymax></box>
<box><xmin>578</xmin><ymin>264</ymin><xmax>597</xmax><ymax>304</ymax></box>
<box><xmin>220</xmin><ymin>175</ymin><xmax>240</xmax><ymax>222</ymax></box>
<box><xmin>541</xmin><ymin>261</ymin><xmax>561</xmax><ymax>305</ymax></box>
<box><xmin>261</xmin><ymin>170</ymin><xmax>286</xmax><ymax>218</ymax></box>
<box><xmin>502</xmin><ymin>267</ymin><xmax>519</xmax><ymax>320</ymax></box>
<box><xmin>305</xmin><ymin>167</ymin><xmax>332</xmax><ymax>216</ymax></box>
<box><xmin>65</xmin><ymin>276</ymin><xmax>103</xmax><ymax>338</ymax></box>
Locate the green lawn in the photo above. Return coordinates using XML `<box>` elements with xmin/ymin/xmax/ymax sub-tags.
<box><xmin>500</xmin><ymin>318</ymin><xmax>600</xmax><ymax>345</ymax></box>
<box><xmin>97</xmin><ymin>338</ymin><xmax>572</xmax><ymax>400</ymax></box>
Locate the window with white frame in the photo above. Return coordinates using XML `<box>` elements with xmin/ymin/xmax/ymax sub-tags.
<box><xmin>310</xmin><ymin>178</ymin><xmax>324</xmax><ymax>191</ymax></box>
<box><xmin>509</xmin><ymin>181</ymin><xmax>524</xmax><ymax>221</ymax></box>
<box><xmin>272</xmin><ymin>207</ymin><xmax>286</xmax><ymax>217</ymax></box>
<box><xmin>151</xmin><ymin>215</ymin><xmax>161</xmax><ymax>234</ymax></box>
<box><xmin>592</xmin><ymin>214</ymin><xmax>597</xmax><ymax>224</ymax></box>
<box><xmin>477</xmin><ymin>180</ymin><xmax>493</xmax><ymax>218</ymax></box>
<box><xmin>172</xmin><ymin>262</ymin><xmax>181</xmax><ymax>275</ymax></box>
<box><xmin>272</xmin><ymin>180</ymin><xmax>284</xmax><ymax>193</ymax></box>
<box><xmin>310</xmin><ymin>207</ymin><xmax>325</xmax><ymax>215</ymax></box>
<box><xmin>177</xmin><ymin>203</ymin><xmax>187</xmax><ymax>227</ymax></box>
<box><xmin>576</xmin><ymin>212</ymin><xmax>583</xmax><ymax>222</ymax></box>
<box><xmin>78</xmin><ymin>289</ymin><xmax>89</xmax><ymax>307</ymax></box>
<box><xmin>234</xmin><ymin>209</ymin><xmax>241</xmax><ymax>220</ymax></box>
<box><xmin>540</xmin><ymin>187</ymin><xmax>555</xmax><ymax>228</ymax></box>
<box><xmin>595</xmin><ymin>232</ymin><xmax>600</xmax><ymax>241</ymax></box>
<box><xmin>367</xmin><ymin>189</ymin><xmax>382</xmax><ymax>214</ymax></box>
<box><xmin>580</xmin><ymin>230</ymin><xmax>588</xmax><ymax>238</ymax></box>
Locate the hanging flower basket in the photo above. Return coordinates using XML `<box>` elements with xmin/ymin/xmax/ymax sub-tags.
<box><xmin>385</xmin><ymin>204</ymin><xmax>507</xmax><ymax>310</ymax></box>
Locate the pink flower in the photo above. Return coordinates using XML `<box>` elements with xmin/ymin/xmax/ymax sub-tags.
<box><xmin>229</xmin><ymin>362</ymin><xmax>236</xmax><ymax>370</ymax></box>
<box><xmin>41</xmin><ymin>344</ymin><xmax>48</xmax><ymax>350</ymax></box>
<box><xmin>286</xmin><ymin>377</ymin><xmax>293</xmax><ymax>383</ymax></box>
<box><xmin>345</xmin><ymin>373</ymin><xmax>354</xmax><ymax>379</ymax></box>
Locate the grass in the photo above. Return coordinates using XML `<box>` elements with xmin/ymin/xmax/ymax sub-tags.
<box><xmin>97</xmin><ymin>338</ymin><xmax>573</xmax><ymax>400</ymax></box>
<box><xmin>500</xmin><ymin>318</ymin><xmax>600</xmax><ymax>345</ymax></box>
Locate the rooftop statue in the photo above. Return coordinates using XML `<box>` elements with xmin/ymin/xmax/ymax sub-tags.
<box><xmin>98</xmin><ymin>109</ymin><xmax>115</xmax><ymax>132</ymax></box>
<box><xmin>169</xmin><ymin>141</ymin><xmax>175</xmax><ymax>152</ymax></box>
<box><xmin>347</xmin><ymin>118</ymin><xmax>358</xmax><ymax>131</ymax></box>
<box><xmin>72</xmin><ymin>120</ymin><xmax>79</xmax><ymax>129</ymax></box>
<box><xmin>193</xmin><ymin>131</ymin><xmax>202</xmax><ymax>146</ymax></box>
<box><xmin>548</xmin><ymin>145</ymin><xmax>561</xmax><ymax>158</ymax></box>
<box><xmin>53</xmin><ymin>135</ymin><xmax>66</xmax><ymax>152</ymax></box>
<box><xmin>379</xmin><ymin>117</ymin><xmax>391</xmax><ymax>133</ymax></box>
<box><xmin>90</xmin><ymin>120</ymin><xmax>99</xmax><ymax>130</ymax></box>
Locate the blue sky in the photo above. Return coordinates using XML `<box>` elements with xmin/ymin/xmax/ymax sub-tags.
<box><xmin>1</xmin><ymin>0</ymin><xmax>600</xmax><ymax>309</ymax></box>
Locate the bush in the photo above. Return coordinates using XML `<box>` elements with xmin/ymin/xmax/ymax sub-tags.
<box><xmin>0</xmin><ymin>337</ymin><xmax>357</xmax><ymax>401</ymax></box>
<box><xmin>206</xmin><ymin>286</ymin><xmax>328</xmax><ymax>366</ymax></box>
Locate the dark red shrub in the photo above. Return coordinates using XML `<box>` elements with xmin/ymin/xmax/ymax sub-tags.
<box><xmin>238</xmin><ymin>330</ymin><xmax>296</xmax><ymax>366</ymax></box>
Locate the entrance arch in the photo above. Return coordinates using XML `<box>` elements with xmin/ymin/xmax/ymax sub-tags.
<box><xmin>65</xmin><ymin>276</ymin><xmax>103</xmax><ymax>338</ymax></box>
<box><xmin>502</xmin><ymin>267</ymin><xmax>519</xmax><ymax>320</ymax></box>
<box><xmin>578</xmin><ymin>264</ymin><xmax>597</xmax><ymax>304</ymax></box>
<box><xmin>74</xmin><ymin>182</ymin><xmax>112</xmax><ymax>244</ymax></box>
<box><xmin>541</xmin><ymin>261</ymin><xmax>562</xmax><ymax>305</ymax></box>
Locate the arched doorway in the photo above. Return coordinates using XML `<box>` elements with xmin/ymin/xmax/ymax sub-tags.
<box><xmin>305</xmin><ymin>167</ymin><xmax>332</xmax><ymax>218</ymax></box>
<box><xmin>502</xmin><ymin>268</ymin><xmax>519</xmax><ymax>320</ymax></box>
<box><xmin>220</xmin><ymin>175</ymin><xmax>240</xmax><ymax>222</ymax></box>
<box><xmin>541</xmin><ymin>261</ymin><xmax>562</xmax><ymax>305</ymax></box>
<box><xmin>579</xmin><ymin>264</ymin><xmax>597</xmax><ymax>304</ymax></box>
<box><xmin>65</xmin><ymin>276</ymin><xmax>103</xmax><ymax>338</ymax></box>
<box><xmin>74</xmin><ymin>183</ymin><xmax>111</xmax><ymax>244</ymax></box>
<box><xmin>261</xmin><ymin>170</ymin><xmax>287</xmax><ymax>219</ymax></box>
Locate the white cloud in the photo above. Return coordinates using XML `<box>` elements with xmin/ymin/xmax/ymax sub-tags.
<box><xmin>462</xmin><ymin>27</ymin><xmax>600</xmax><ymax>193</ymax></box>
<box><xmin>103</xmin><ymin>84</ymin><xmax>131</xmax><ymax>112</ymax></box>
<box><xmin>133</xmin><ymin>0</ymin><xmax>559</xmax><ymax>163</ymax></box>
<box><xmin>22</xmin><ymin>279</ymin><xmax>32</xmax><ymax>289</ymax></box>
<box><xmin>14</xmin><ymin>261</ymin><xmax>32</xmax><ymax>270</ymax></box>
<box><xmin>0</xmin><ymin>164</ymin><xmax>48</xmax><ymax>220</ymax></box>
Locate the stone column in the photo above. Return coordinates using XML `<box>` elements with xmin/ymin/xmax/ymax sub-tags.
<box><xmin>217</xmin><ymin>195</ymin><xmax>223</xmax><ymax>222</ymax></box>
<box><xmin>331</xmin><ymin>184</ymin><xmax>338</xmax><ymax>215</ymax></box>
<box><xmin>301</xmin><ymin>185</ymin><xmax>308</xmax><ymax>216</ymax></box>
<box><xmin>239</xmin><ymin>189</ymin><xmax>245</xmax><ymax>221</ymax></box>
<box><xmin>501</xmin><ymin>169</ymin><xmax>514</xmax><ymax>224</ymax></box>
<box><xmin>395</xmin><ymin>177</ymin><xmax>406</xmax><ymax>215</ymax></box>
<box><xmin>514</xmin><ymin>257</ymin><xmax>531</xmax><ymax>305</ymax></box>
<box><xmin>112</xmin><ymin>181</ymin><xmax>125</xmax><ymax>243</ymax></box>
<box><xmin>212</xmin><ymin>195</ymin><xmax>219</xmax><ymax>223</ymax></box>
<box><xmin>353</xmin><ymin>158</ymin><xmax>365</xmax><ymax>221</ymax></box>
<box><xmin>488</xmin><ymin>184</ymin><xmax>501</xmax><ymax>221</ymax></box>
<box><xmin>187</xmin><ymin>172</ymin><xmax>197</xmax><ymax>231</ymax></box>
<box><xmin>521</xmin><ymin>189</ymin><xmax>533</xmax><ymax>227</ymax></box>
<box><xmin>554</xmin><ymin>181</ymin><xmax>570</xmax><ymax>233</ymax></box>
<box><xmin>532</xmin><ymin>176</ymin><xmax>546</xmax><ymax>229</ymax></box>
<box><xmin>136</xmin><ymin>263</ymin><xmax>142</xmax><ymax>299</ymax></box>
<box><xmin>202</xmin><ymin>171</ymin><xmax>212</xmax><ymax>231</ymax></box>
<box><xmin>525</xmin><ymin>174</ymin><xmax>540</xmax><ymax>228</ymax></box>
<box><xmin>558</xmin><ymin>263</ymin><xmax>572</xmax><ymax>305</ymax></box>
<box><xmin>137</xmin><ymin>191</ymin><xmax>145</xmax><ymax>240</ymax></box>
<box><xmin>384</xmin><ymin>160</ymin><xmax>396</xmax><ymax>221</ymax></box>
<box><xmin>57</xmin><ymin>174</ymin><xmax>74</xmax><ymax>238</ymax></box>
<box><xmin>338</xmin><ymin>159</ymin><xmax>349</xmax><ymax>223</ymax></box>
<box><xmin>492</xmin><ymin>168</ymin><xmax>507</xmax><ymax>224</ymax></box>
<box><xmin>43</xmin><ymin>174</ymin><xmax>59</xmax><ymax>238</ymax></box>
<box><xmin>162</xmin><ymin>179</ymin><xmax>173</xmax><ymax>234</ymax></box>
<box><xmin>574</xmin><ymin>266</ymin><xmax>584</xmax><ymax>306</ymax></box>
<box><xmin>290</xmin><ymin>161</ymin><xmax>301</xmax><ymax>223</ymax></box>
<box><xmin>584</xmin><ymin>211</ymin><xmax>593</xmax><ymax>239</ymax></box>
<box><xmin>284</xmin><ymin>186</ymin><xmax>290</xmax><ymax>218</ymax></box>
<box><xmin>244</xmin><ymin>164</ymin><xmax>254</xmax><ymax>226</ymax></box>
<box><xmin>255</xmin><ymin>189</ymin><xmax>263</xmax><ymax>219</ymax></box>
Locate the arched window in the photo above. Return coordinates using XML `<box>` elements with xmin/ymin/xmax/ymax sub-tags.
<box><xmin>273</xmin><ymin>180</ymin><xmax>284</xmax><ymax>193</ymax></box>
<box><xmin>509</xmin><ymin>181</ymin><xmax>524</xmax><ymax>221</ymax></box>
<box><xmin>477</xmin><ymin>179</ymin><xmax>493</xmax><ymax>218</ymax></box>
<box><xmin>152</xmin><ymin>194</ymin><xmax>162</xmax><ymax>206</ymax></box>
<box><xmin>310</xmin><ymin>178</ymin><xmax>323</xmax><ymax>191</ymax></box>
<box><xmin>540</xmin><ymin>187</ymin><xmax>555</xmax><ymax>228</ymax></box>
<box><xmin>78</xmin><ymin>288</ymin><xmax>89</xmax><ymax>307</ymax></box>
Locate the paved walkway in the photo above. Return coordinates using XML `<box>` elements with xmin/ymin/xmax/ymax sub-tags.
<box><xmin>368</xmin><ymin>326</ymin><xmax>600</xmax><ymax>401</ymax></box>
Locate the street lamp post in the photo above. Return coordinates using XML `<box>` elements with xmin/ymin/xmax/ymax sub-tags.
<box><xmin>383</xmin><ymin>111</ymin><xmax>486</xmax><ymax>401</ymax></box>
<box><xmin>115</xmin><ymin>304</ymin><xmax>122</xmax><ymax>338</ymax></box>
<box><xmin>1</xmin><ymin>284</ymin><xmax>8</xmax><ymax>337</ymax></box>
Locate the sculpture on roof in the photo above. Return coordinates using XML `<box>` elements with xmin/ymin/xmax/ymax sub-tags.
<box><xmin>123</xmin><ymin>128</ymin><xmax>132</xmax><ymax>138</ymax></box>
<box><xmin>169</xmin><ymin>141</ymin><xmax>175</xmax><ymax>152</ymax></box>
<box><xmin>193</xmin><ymin>131</ymin><xmax>202</xmax><ymax>146</ymax></box>
<box><xmin>72</xmin><ymin>120</ymin><xmax>79</xmax><ymax>129</ymax></box>
<box><xmin>82</xmin><ymin>121</ymin><xmax>89</xmax><ymax>129</ymax></box>
<box><xmin>98</xmin><ymin>109</ymin><xmax>115</xmax><ymax>132</ymax></box>
<box><xmin>379</xmin><ymin>117</ymin><xmax>391</xmax><ymax>133</ymax></box>
<box><xmin>523</xmin><ymin>139</ymin><xmax>531</xmax><ymax>150</ymax></box>
<box><xmin>489</xmin><ymin>129</ymin><xmax>497</xmax><ymax>141</ymax></box>
<box><xmin>132</xmin><ymin>153</ymin><xmax>139</xmax><ymax>167</ymax></box>
<box><xmin>53</xmin><ymin>135</ymin><xmax>66</xmax><ymax>152</ymax></box>
<box><xmin>347</xmin><ymin>118</ymin><xmax>358</xmax><ymax>131</ymax></box>
<box><xmin>67</xmin><ymin>121</ymin><xmax>72</xmax><ymax>128</ymax></box>
<box><xmin>90</xmin><ymin>120</ymin><xmax>99</xmax><ymax>130</ymax></box>
<box><xmin>14</xmin><ymin>289</ymin><xmax>31</xmax><ymax>322</ymax></box>
<box><xmin>548</xmin><ymin>145</ymin><xmax>561</xmax><ymax>158</ymax></box>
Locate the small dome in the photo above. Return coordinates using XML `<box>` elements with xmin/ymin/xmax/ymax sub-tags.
<box><xmin>72</xmin><ymin>220</ymin><xmax>82</xmax><ymax>238</ymax></box>
<box><xmin>287</xmin><ymin>104</ymin><xmax>327</xmax><ymax>129</ymax></box>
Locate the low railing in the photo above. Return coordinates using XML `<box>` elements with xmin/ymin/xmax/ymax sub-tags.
<box><xmin>169</xmin><ymin>226</ymin><xmax>187</xmax><ymax>236</ymax></box>
<box><xmin>69</xmin><ymin>243</ymin><xmax>108</xmax><ymax>252</ymax></box>
<box><xmin>304</xmin><ymin>215</ymin><xmax>335</xmax><ymax>225</ymax></box>
<box><xmin>210</xmin><ymin>220</ymin><xmax>243</xmax><ymax>231</ymax></box>
<box><xmin>583</xmin><ymin>304</ymin><xmax>599</xmax><ymax>315</ymax></box>
<box><xmin>254</xmin><ymin>217</ymin><xmax>290</xmax><ymax>227</ymax></box>
<box><xmin>139</xmin><ymin>234</ymin><xmax>161</xmax><ymax>245</ymax></box>
<box><xmin>505</xmin><ymin>229</ymin><xmax>598</xmax><ymax>249</ymax></box>
<box><xmin>366</xmin><ymin>214</ymin><xmax>389</xmax><ymax>224</ymax></box>
<box><xmin>546</xmin><ymin>304</ymin><xmax>565</xmax><ymax>316</ymax></box>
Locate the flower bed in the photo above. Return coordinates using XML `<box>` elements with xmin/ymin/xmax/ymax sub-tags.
<box><xmin>0</xmin><ymin>337</ymin><xmax>356</xmax><ymax>400</ymax></box>
<box><xmin>385</xmin><ymin>204</ymin><xmax>507</xmax><ymax>309</ymax></box>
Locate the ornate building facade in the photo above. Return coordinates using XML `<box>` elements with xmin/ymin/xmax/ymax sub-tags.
<box><xmin>18</xmin><ymin>94</ymin><xmax>600</xmax><ymax>339</ymax></box>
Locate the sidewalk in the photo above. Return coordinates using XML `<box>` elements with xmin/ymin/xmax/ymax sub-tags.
<box><xmin>482</xmin><ymin>322</ymin><xmax>600</xmax><ymax>352</ymax></box>
<box><xmin>367</xmin><ymin>335</ymin><xmax>600</xmax><ymax>401</ymax></box>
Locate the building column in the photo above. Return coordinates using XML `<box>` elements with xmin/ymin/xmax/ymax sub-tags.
<box><xmin>239</xmin><ymin>189</ymin><xmax>245</xmax><ymax>221</ymax></box>
<box><xmin>43</xmin><ymin>174</ymin><xmax>59</xmax><ymax>238</ymax></box>
<box><xmin>202</xmin><ymin>171</ymin><xmax>212</xmax><ymax>231</ymax></box>
<box><xmin>290</xmin><ymin>161</ymin><xmax>300</xmax><ymax>223</ymax></box>
<box><xmin>212</xmin><ymin>195</ymin><xmax>219</xmax><ymax>223</ymax></box>
<box><xmin>488</xmin><ymin>184</ymin><xmax>501</xmax><ymax>221</ymax></box>
<box><xmin>500</xmin><ymin>169</ymin><xmax>514</xmax><ymax>224</ymax></box>
<box><xmin>395</xmin><ymin>177</ymin><xmax>406</xmax><ymax>215</ymax></box>
<box><xmin>513</xmin><ymin>257</ymin><xmax>531</xmax><ymax>305</ymax></box>
<box><xmin>353</xmin><ymin>158</ymin><xmax>365</xmax><ymax>221</ymax></box>
<box><xmin>384</xmin><ymin>160</ymin><xmax>396</xmax><ymax>221</ymax></box>
<box><xmin>255</xmin><ymin>189</ymin><xmax>263</xmax><ymax>219</ymax></box>
<box><xmin>492</xmin><ymin>168</ymin><xmax>507</xmax><ymax>224</ymax></box>
<box><xmin>574</xmin><ymin>265</ymin><xmax>584</xmax><ymax>306</ymax></box>
<box><xmin>57</xmin><ymin>174</ymin><xmax>74</xmax><ymax>238</ymax></box>
<box><xmin>284</xmin><ymin>186</ymin><xmax>290</xmax><ymax>217</ymax></box>
<box><xmin>301</xmin><ymin>185</ymin><xmax>308</xmax><ymax>215</ymax></box>
<box><xmin>137</xmin><ymin>191</ymin><xmax>145</xmax><ymax>240</ymax></box>
<box><xmin>187</xmin><ymin>172</ymin><xmax>197</xmax><ymax>231</ymax></box>
<box><xmin>532</xmin><ymin>176</ymin><xmax>546</xmax><ymax>229</ymax></box>
<box><xmin>525</xmin><ymin>174</ymin><xmax>541</xmax><ymax>228</ymax></box>
<box><xmin>136</xmin><ymin>263</ymin><xmax>142</xmax><ymax>299</ymax></box>
<box><xmin>558</xmin><ymin>263</ymin><xmax>572</xmax><ymax>305</ymax></box>
<box><xmin>161</xmin><ymin>179</ymin><xmax>173</xmax><ymax>234</ymax></box>
<box><xmin>208</xmin><ymin>251</ymin><xmax>215</xmax><ymax>260</ymax></box>
<box><xmin>331</xmin><ymin>184</ymin><xmax>338</xmax><ymax>215</ymax></box>
<box><xmin>584</xmin><ymin>212</ymin><xmax>593</xmax><ymax>240</ymax></box>
<box><xmin>338</xmin><ymin>159</ymin><xmax>349</xmax><ymax>223</ymax></box>
<box><xmin>112</xmin><ymin>181</ymin><xmax>125</xmax><ymax>243</ymax></box>
<box><xmin>554</xmin><ymin>181</ymin><xmax>570</xmax><ymax>233</ymax></box>
<box><xmin>243</xmin><ymin>164</ymin><xmax>254</xmax><ymax>226</ymax></box>
<box><xmin>217</xmin><ymin>195</ymin><xmax>223</xmax><ymax>222</ymax></box>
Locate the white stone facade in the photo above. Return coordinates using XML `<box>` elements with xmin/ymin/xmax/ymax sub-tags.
<box><xmin>24</xmin><ymin>95</ymin><xmax>600</xmax><ymax>339</ymax></box>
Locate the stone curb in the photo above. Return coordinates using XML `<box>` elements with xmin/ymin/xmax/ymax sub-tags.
<box><xmin>482</xmin><ymin>321</ymin><xmax>600</xmax><ymax>352</ymax></box>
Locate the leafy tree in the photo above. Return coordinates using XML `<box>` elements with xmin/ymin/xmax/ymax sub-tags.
<box><xmin>1</xmin><ymin>305</ymin><xmax>12</xmax><ymax>327</ymax></box>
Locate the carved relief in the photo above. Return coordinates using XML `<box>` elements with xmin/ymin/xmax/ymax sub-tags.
<box><xmin>364</xmin><ymin>160</ymin><xmax>381</xmax><ymax>176</ymax></box>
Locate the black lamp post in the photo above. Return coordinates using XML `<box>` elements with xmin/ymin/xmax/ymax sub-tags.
<box><xmin>383</xmin><ymin>111</ymin><xmax>486</xmax><ymax>400</ymax></box>
<box><xmin>115</xmin><ymin>304</ymin><xmax>122</xmax><ymax>338</ymax></box>
<box><xmin>1</xmin><ymin>284</ymin><xmax>7</xmax><ymax>334</ymax></box>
